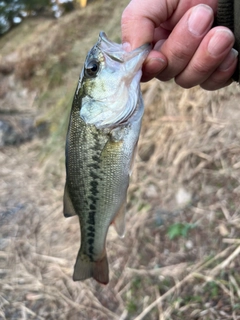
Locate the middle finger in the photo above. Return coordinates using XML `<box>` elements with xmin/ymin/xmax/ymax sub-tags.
<box><xmin>155</xmin><ymin>4</ymin><xmax>214</xmax><ymax>81</ymax></box>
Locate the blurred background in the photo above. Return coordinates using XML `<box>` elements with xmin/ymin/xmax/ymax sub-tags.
<box><xmin>0</xmin><ymin>0</ymin><xmax>240</xmax><ymax>319</ymax></box>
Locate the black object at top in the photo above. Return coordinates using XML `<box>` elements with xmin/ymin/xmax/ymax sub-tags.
<box><xmin>216</xmin><ymin>0</ymin><xmax>240</xmax><ymax>82</ymax></box>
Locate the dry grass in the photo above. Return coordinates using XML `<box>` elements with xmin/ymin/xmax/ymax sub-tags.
<box><xmin>1</xmin><ymin>81</ymin><xmax>240</xmax><ymax>319</ymax></box>
<box><xmin>1</xmin><ymin>1</ymin><xmax>240</xmax><ymax>319</ymax></box>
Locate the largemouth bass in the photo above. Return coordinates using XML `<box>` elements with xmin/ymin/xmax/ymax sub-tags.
<box><xmin>64</xmin><ymin>32</ymin><xmax>150</xmax><ymax>284</ymax></box>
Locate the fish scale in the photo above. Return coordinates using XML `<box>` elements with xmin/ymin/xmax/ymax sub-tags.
<box><xmin>64</xmin><ymin>32</ymin><xmax>150</xmax><ymax>284</ymax></box>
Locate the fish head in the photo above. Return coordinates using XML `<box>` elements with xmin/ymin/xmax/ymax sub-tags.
<box><xmin>78</xmin><ymin>32</ymin><xmax>150</xmax><ymax>128</ymax></box>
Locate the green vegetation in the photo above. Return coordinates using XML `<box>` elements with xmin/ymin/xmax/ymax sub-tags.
<box><xmin>167</xmin><ymin>222</ymin><xmax>197</xmax><ymax>240</ymax></box>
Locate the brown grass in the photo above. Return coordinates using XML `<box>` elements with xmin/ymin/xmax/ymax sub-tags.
<box><xmin>1</xmin><ymin>81</ymin><xmax>240</xmax><ymax>319</ymax></box>
<box><xmin>1</xmin><ymin>1</ymin><xmax>240</xmax><ymax>319</ymax></box>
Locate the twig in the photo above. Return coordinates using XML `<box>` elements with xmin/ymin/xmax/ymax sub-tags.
<box><xmin>229</xmin><ymin>275</ymin><xmax>240</xmax><ymax>300</ymax></box>
<box><xmin>127</xmin><ymin>262</ymin><xmax>188</xmax><ymax>278</ymax></box>
<box><xmin>55</xmin><ymin>289</ymin><xmax>119</xmax><ymax>320</ymax></box>
<box><xmin>193</xmin><ymin>273</ymin><xmax>233</xmax><ymax>299</ymax></box>
<box><xmin>134</xmin><ymin>245</ymin><xmax>236</xmax><ymax>320</ymax></box>
<box><xmin>21</xmin><ymin>305</ymin><xmax>45</xmax><ymax>320</ymax></box>
<box><xmin>220</xmin><ymin>202</ymin><xmax>231</xmax><ymax>221</ymax></box>
<box><xmin>223</xmin><ymin>238</ymin><xmax>240</xmax><ymax>244</ymax></box>
<box><xmin>134</xmin><ymin>272</ymin><xmax>194</xmax><ymax>320</ymax></box>
<box><xmin>210</xmin><ymin>245</ymin><xmax>240</xmax><ymax>276</ymax></box>
<box><xmin>31</xmin><ymin>252</ymin><xmax>69</xmax><ymax>266</ymax></box>
<box><xmin>229</xmin><ymin>282</ymin><xmax>237</xmax><ymax>320</ymax></box>
<box><xmin>119</xmin><ymin>310</ymin><xmax>128</xmax><ymax>320</ymax></box>
<box><xmin>154</xmin><ymin>286</ymin><xmax>164</xmax><ymax>320</ymax></box>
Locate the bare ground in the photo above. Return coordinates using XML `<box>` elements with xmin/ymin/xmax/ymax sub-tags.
<box><xmin>1</xmin><ymin>1</ymin><xmax>240</xmax><ymax>319</ymax></box>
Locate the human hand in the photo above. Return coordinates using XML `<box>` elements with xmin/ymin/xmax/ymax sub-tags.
<box><xmin>121</xmin><ymin>0</ymin><xmax>238</xmax><ymax>90</ymax></box>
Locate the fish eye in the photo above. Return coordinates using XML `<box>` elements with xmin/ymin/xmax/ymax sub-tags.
<box><xmin>85</xmin><ymin>60</ymin><xmax>100</xmax><ymax>77</ymax></box>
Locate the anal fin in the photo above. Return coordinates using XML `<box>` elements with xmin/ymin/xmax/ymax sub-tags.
<box><xmin>129</xmin><ymin>141</ymin><xmax>138</xmax><ymax>175</ymax></box>
<box><xmin>113</xmin><ymin>202</ymin><xmax>126</xmax><ymax>238</ymax></box>
<box><xmin>63</xmin><ymin>183</ymin><xmax>77</xmax><ymax>218</ymax></box>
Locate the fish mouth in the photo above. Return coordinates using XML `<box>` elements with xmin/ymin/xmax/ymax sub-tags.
<box><xmin>97</xmin><ymin>31</ymin><xmax>151</xmax><ymax>72</ymax></box>
<box><xmin>80</xmin><ymin>32</ymin><xmax>150</xmax><ymax>129</ymax></box>
<box><xmin>97</xmin><ymin>33</ymin><xmax>150</xmax><ymax>128</ymax></box>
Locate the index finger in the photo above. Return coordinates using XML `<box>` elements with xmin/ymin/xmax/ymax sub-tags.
<box><xmin>121</xmin><ymin>0</ymin><xmax>173</xmax><ymax>49</ymax></box>
<box><xmin>121</xmin><ymin>0</ymin><xmax>217</xmax><ymax>49</ymax></box>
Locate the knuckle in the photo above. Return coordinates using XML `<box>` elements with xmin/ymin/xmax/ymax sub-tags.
<box><xmin>190</xmin><ymin>61</ymin><xmax>213</xmax><ymax>76</ymax></box>
<box><xmin>168</xmin><ymin>42</ymin><xmax>192</xmax><ymax>64</ymax></box>
<box><xmin>174</xmin><ymin>76</ymin><xmax>192</xmax><ymax>89</ymax></box>
<box><xmin>201</xmin><ymin>72</ymin><xmax>232</xmax><ymax>90</ymax></box>
<box><xmin>200</xmin><ymin>82</ymin><xmax>219</xmax><ymax>90</ymax></box>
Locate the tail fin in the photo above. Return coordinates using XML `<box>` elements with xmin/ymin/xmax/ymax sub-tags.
<box><xmin>73</xmin><ymin>252</ymin><xmax>109</xmax><ymax>285</ymax></box>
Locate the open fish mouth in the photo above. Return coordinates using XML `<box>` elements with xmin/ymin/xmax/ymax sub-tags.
<box><xmin>98</xmin><ymin>31</ymin><xmax>151</xmax><ymax>73</ymax></box>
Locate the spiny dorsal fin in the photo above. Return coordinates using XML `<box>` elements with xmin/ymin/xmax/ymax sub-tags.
<box><xmin>63</xmin><ymin>183</ymin><xmax>77</xmax><ymax>218</ymax></box>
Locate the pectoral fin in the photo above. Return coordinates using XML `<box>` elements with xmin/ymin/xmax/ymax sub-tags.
<box><xmin>63</xmin><ymin>183</ymin><xmax>77</xmax><ymax>218</ymax></box>
<box><xmin>112</xmin><ymin>202</ymin><xmax>126</xmax><ymax>238</ymax></box>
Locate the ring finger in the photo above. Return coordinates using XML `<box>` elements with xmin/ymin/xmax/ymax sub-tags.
<box><xmin>175</xmin><ymin>27</ymin><xmax>235</xmax><ymax>88</ymax></box>
<box><xmin>155</xmin><ymin>4</ymin><xmax>214</xmax><ymax>81</ymax></box>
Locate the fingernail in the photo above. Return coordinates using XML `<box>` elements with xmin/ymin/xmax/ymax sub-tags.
<box><xmin>208</xmin><ymin>29</ymin><xmax>234</xmax><ymax>56</ymax></box>
<box><xmin>219</xmin><ymin>48</ymin><xmax>238</xmax><ymax>70</ymax></box>
<box><xmin>188</xmin><ymin>4</ymin><xmax>213</xmax><ymax>36</ymax></box>
<box><xmin>122</xmin><ymin>42</ymin><xmax>131</xmax><ymax>52</ymax></box>
<box><xmin>154</xmin><ymin>39</ymin><xmax>166</xmax><ymax>51</ymax></box>
<box><xmin>144</xmin><ymin>57</ymin><xmax>167</xmax><ymax>75</ymax></box>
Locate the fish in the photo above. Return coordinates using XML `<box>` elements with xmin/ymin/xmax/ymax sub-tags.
<box><xmin>63</xmin><ymin>32</ymin><xmax>150</xmax><ymax>284</ymax></box>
